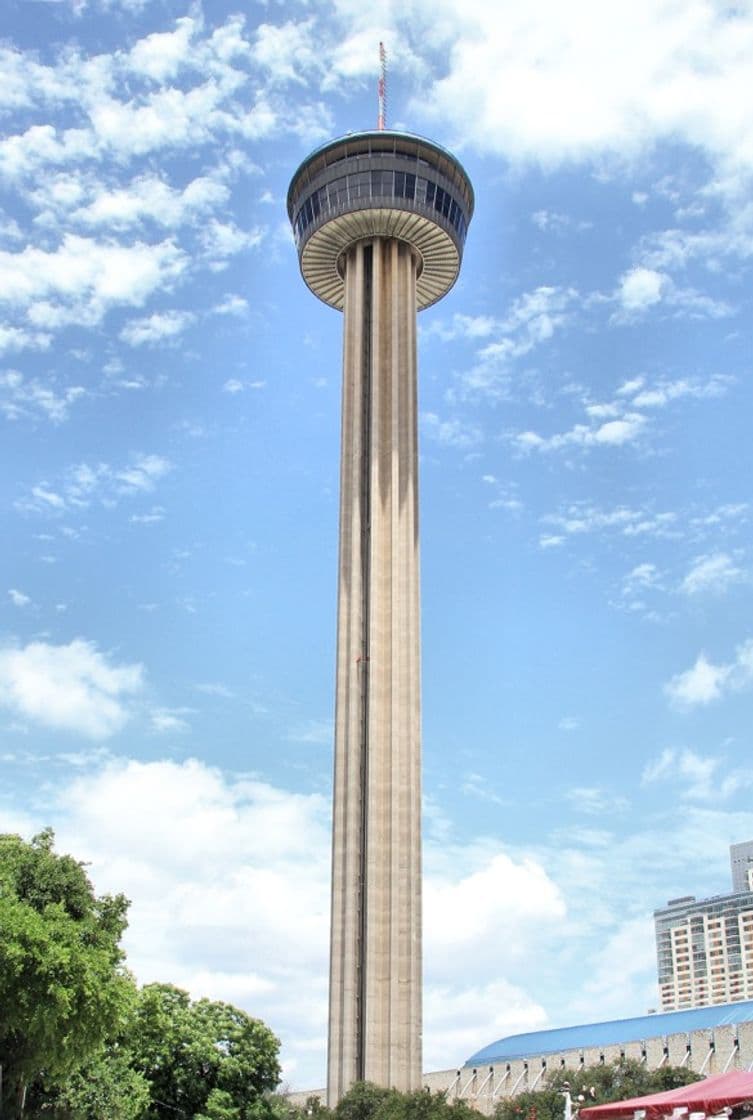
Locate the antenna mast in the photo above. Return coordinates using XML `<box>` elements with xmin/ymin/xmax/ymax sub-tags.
<box><xmin>377</xmin><ymin>42</ymin><xmax>387</xmax><ymax>130</ymax></box>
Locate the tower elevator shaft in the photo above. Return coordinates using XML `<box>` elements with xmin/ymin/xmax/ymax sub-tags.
<box><xmin>328</xmin><ymin>238</ymin><xmax>423</xmax><ymax>1102</ymax></box>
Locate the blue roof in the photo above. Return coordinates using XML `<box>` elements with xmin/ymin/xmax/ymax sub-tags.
<box><xmin>465</xmin><ymin>1000</ymin><xmax>753</xmax><ymax>1067</ymax></box>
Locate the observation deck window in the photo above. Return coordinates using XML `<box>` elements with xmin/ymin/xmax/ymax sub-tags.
<box><xmin>395</xmin><ymin>172</ymin><xmax>416</xmax><ymax>200</ymax></box>
<box><xmin>371</xmin><ymin>169</ymin><xmax>393</xmax><ymax>196</ymax></box>
<box><xmin>292</xmin><ymin>165</ymin><xmax>469</xmax><ymax>249</ymax></box>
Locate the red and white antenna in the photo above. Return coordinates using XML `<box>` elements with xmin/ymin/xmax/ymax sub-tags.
<box><xmin>377</xmin><ymin>42</ymin><xmax>387</xmax><ymax>131</ymax></box>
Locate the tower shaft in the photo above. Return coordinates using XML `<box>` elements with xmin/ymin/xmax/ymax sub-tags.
<box><xmin>328</xmin><ymin>238</ymin><xmax>422</xmax><ymax>1102</ymax></box>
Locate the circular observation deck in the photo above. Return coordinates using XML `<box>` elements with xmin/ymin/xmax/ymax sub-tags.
<box><xmin>287</xmin><ymin>131</ymin><xmax>474</xmax><ymax>311</ymax></box>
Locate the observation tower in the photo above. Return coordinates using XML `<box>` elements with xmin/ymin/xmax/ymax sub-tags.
<box><xmin>288</xmin><ymin>116</ymin><xmax>473</xmax><ymax>1103</ymax></box>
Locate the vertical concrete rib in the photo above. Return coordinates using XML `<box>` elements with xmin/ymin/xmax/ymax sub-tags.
<box><xmin>328</xmin><ymin>238</ymin><xmax>422</xmax><ymax>1102</ymax></box>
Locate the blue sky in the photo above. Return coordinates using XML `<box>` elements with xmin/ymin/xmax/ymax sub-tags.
<box><xmin>2</xmin><ymin>0</ymin><xmax>753</xmax><ymax>1091</ymax></box>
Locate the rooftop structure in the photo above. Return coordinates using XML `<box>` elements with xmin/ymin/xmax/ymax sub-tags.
<box><xmin>731</xmin><ymin>842</ymin><xmax>753</xmax><ymax>894</ymax></box>
<box><xmin>464</xmin><ymin>1000</ymin><xmax>753</xmax><ymax>1066</ymax></box>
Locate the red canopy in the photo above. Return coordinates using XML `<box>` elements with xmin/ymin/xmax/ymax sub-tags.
<box><xmin>579</xmin><ymin>1072</ymin><xmax>753</xmax><ymax>1120</ymax></box>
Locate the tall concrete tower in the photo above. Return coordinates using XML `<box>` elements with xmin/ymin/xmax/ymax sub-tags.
<box><xmin>288</xmin><ymin>130</ymin><xmax>473</xmax><ymax>1104</ymax></box>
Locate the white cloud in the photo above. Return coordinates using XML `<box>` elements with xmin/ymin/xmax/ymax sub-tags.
<box><xmin>421</xmin><ymin>412</ymin><xmax>483</xmax><ymax>449</ymax></box>
<box><xmin>558</xmin><ymin>716</ymin><xmax>580</xmax><ymax>732</ymax></box>
<box><xmin>120</xmin><ymin>310</ymin><xmax>195</xmax><ymax>346</ymax></box>
<box><xmin>150</xmin><ymin>708</ymin><xmax>192</xmax><ymax>734</ymax></box>
<box><xmin>130</xmin><ymin>507</ymin><xmax>165</xmax><ymax>525</ymax></box>
<box><xmin>622</xmin><ymin>562</ymin><xmax>662</xmax><ymax>597</ymax></box>
<box><xmin>665</xmin><ymin>641</ymin><xmax>753</xmax><ymax>708</ymax></box>
<box><xmin>71</xmin><ymin>174</ymin><xmax>229</xmax><ymax>230</ymax></box>
<box><xmin>664</xmin><ymin>653</ymin><xmax>729</xmax><ymax>707</ymax></box>
<box><xmin>545</xmin><ymin>503</ymin><xmax>680</xmax><ymax>540</ymax></box>
<box><xmin>213</xmin><ymin>294</ymin><xmax>249</xmax><ymax>316</ymax></box>
<box><xmin>0</xmin><ymin>370</ymin><xmax>85</xmax><ymax>423</ymax></box>
<box><xmin>454</xmin><ymin>286</ymin><xmax>577</xmax><ymax>399</ymax></box>
<box><xmin>425</xmin><ymin>851</ymin><xmax>565</xmax><ymax>960</ymax></box>
<box><xmin>115</xmin><ymin>454</ymin><xmax>172</xmax><ymax>493</ymax></box>
<box><xmin>612</xmin><ymin>269</ymin><xmax>734</xmax><ymax>322</ymax></box>
<box><xmin>618</xmin><ymin>267</ymin><xmax>665</xmax><ymax>312</ymax></box>
<box><xmin>630</xmin><ymin>374</ymin><xmax>732</xmax><ymax>409</ymax></box>
<box><xmin>565</xmin><ymin>787</ymin><xmax>629</xmax><ymax>815</ymax></box>
<box><xmin>641</xmin><ymin>747</ymin><xmax>751</xmax><ymax>801</ymax></box>
<box><xmin>17</xmin><ymin>453</ymin><xmax>172</xmax><ymax>515</ymax></box>
<box><xmin>199</xmin><ymin>219</ymin><xmax>265</xmax><ymax>264</ymax></box>
<box><xmin>8</xmin><ymin>589</ymin><xmax>31</xmax><ymax>608</ymax></box>
<box><xmin>0</xmin><ymin>326</ymin><xmax>51</xmax><ymax>356</ymax></box>
<box><xmin>514</xmin><ymin>412</ymin><xmax>646</xmax><ymax>454</ymax></box>
<box><xmin>0</xmin><ymin>236</ymin><xmax>186</xmax><ymax>329</ymax></box>
<box><xmin>423</xmin><ymin>980</ymin><xmax>547</xmax><ymax>1074</ymax></box>
<box><xmin>681</xmin><ymin>552</ymin><xmax>745</xmax><ymax>596</ymax></box>
<box><xmin>253</xmin><ymin>20</ymin><xmax>321</xmax><ymax>85</ymax></box>
<box><xmin>0</xmin><ymin>639</ymin><xmax>143</xmax><ymax>738</ymax></box>
<box><xmin>418</xmin><ymin>0</ymin><xmax>753</xmax><ymax>183</ymax></box>
<box><xmin>517</xmin><ymin>366</ymin><xmax>732</xmax><ymax>459</ymax></box>
<box><xmin>127</xmin><ymin>15</ymin><xmax>201</xmax><ymax>83</ymax></box>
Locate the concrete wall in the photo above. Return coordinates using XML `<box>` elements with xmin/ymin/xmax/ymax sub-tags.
<box><xmin>287</xmin><ymin>1021</ymin><xmax>753</xmax><ymax>1115</ymax></box>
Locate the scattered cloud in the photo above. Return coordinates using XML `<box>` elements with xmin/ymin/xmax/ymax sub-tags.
<box><xmin>422</xmin><ymin>412</ymin><xmax>483</xmax><ymax>449</ymax></box>
<box><xmin>565</xmin><ymin>786</ymin><xmax>629</xmax><ymax>815</ymax></box>
<box><xmin>17</xmin><ymin>453</ymin><xmax>172</xmax><ymax>515</ymax></box>
<box><xmin>420</xmin><ymin>0</ymin><xmax>753</xmax><ymax>193</ymax></box>
<box><xmin>7</xmin><ymin>589</ymin><xmax>31</xmax><ymax>608</ymax></box>
<box><xmin>665</xmin><ymin>640</ymin><xmax>753</xmax><ymax>708</ymax></box>
<box><xmin>1</xmin><ymin>236</ymin><xmax>186</xmax><ymax>330</ymax></box>
<box><xmin>150</xmin><ymin>707</ymin><xmax>192</xmax><ymax>734</ymax></box>
<box><xmin>642</xmin><ymin>747</ymin><xmax>752</xmax><ymax>801</ymax></box>
<box><xmin>460</xmin><ymin>772</ymin><xmax>507</xmax><ymax>806</ymax></box>
<box><xmin>0</xmin><ymin>371</ymin><xmax>85</xmax><ymax>424</ymax></box>
<box><xmin>452</xmin><ymin>286</ymin><xmax>578</xmax><ymax>400</ymax></box>
<box><xmin>544</xmin><ymin>503</ymin><xmax>679</xmax><ymax>541</ymax></box>
<box><xmin>120</xmin><ymin>310</ymin><xmax>195</xmax><ymax>346</ymax></box>
<box><xmin>618</xmin><ymin>267</ymin><xmax>665</xmax><ymax>312</ymax></box>
<box><xmin>681</xmin><ymin>552</ymin><xmax>746</xmax><ymax>596</ymax></box>
<box><xmin>0</xmin><ymin>638</ymin><xmax>143</xmax><ymax>738</ymax></box>
<box><xmin>213</xmin><ymin>294</ymin><xmax>248</xmax><ymax>316</ymax></box>
<box><xmin>514</xmin><ymin>412</ymin><xmax>646</xmax><ymax>454</ymax></box>
<box><xmin>611</xmin><ymin>268</ymin><xmax>733</xmax><ymax>322</ymax></box>
<box><xmin>558</xmin><ymin>716</ymin><xmax>580</xmax><ymax>732</ymax></box>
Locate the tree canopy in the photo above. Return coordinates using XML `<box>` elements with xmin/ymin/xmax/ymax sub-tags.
<box><xmin>128</xmin><ymin>982</ymin><xmax>281</xmax><ymax>1120</ymax></box>
<box><xmin>494</xmin><ymin>1059</ymin><xmax>702</xmax><ymax>1120</ymax></box>
<box><xmin>0</xmin><ymin>829</ymin><xmax>135</xmax><ymax>1119</ymax></box>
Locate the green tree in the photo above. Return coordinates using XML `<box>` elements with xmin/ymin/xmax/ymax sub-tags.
<box><xmin>334</xmin><ymin>1083</ymin><xmax>393</xmax><ymax>1120</ymax></box>
<box><xmin>0</xmin><ymin>830</ymin><xmax>135</xmax><ymax>1119</ymax></box>
<box><xmin>546</xmin><ymin>1058</ymin><xmax>700</xmax><ymax>1105</ymax></box>
<box><xmin>494</xmin><ymin>1088</ymin><xmax>566</xmax><ymax>1120</ymax></box>
<box><xmin>129</xmin><ymin>982</ymin><xmax>281</xmax><ymax>1120</ymax></box>
<box><xmin>494</xmin><ymin>1059</ymin><xmax>702</xmax><ymax>1120</ymax></box>
<box><xmin>25</xmin><ymin>1047</ymin><xmax>150</xmax><ymax>1120</ymax></box>
<box><xmin>374</xmin><ymin>1088</ymin><xmax>479</xmax><ymax>1120</ymax></box>
<box><xmin>328</xmin><ymin>1084</ymin><xmax>481</xmax><ymax>1120</ymax></box>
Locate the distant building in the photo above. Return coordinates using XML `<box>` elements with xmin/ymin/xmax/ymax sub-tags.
<box><xmin>654</xmin><ymin>843</ymin><xmax>753</xmax><ymax>1012</ymax></box>
<box><xmin>290</xmin><ymin>1000</ymin><xmax>753</xmax><ymax>1116</ymax></box>
<box><xmin>730</xmin><ymin>841</ymin><xmax>753</xmax><ymax>894</ymax></box>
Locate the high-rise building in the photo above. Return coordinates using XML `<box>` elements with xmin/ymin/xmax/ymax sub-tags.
<box><xmin>287</xmin><ymin>131</ymin><xmax>473</xmax><ymax>1104</ymax></box>
<box><xmin>654</xmin><ymin>842</ymin><xmax>753</xmax><ymax>1012</ymax></box>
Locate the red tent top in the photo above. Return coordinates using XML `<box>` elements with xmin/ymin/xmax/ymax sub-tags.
<box><xmin>579</xmin><ymin>1072</ymin><xmax>753</xmax><ymax>1120</ymax></box>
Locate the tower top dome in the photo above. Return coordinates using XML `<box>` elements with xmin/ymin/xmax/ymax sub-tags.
<box><xmin>287</xmin><ymin>130</ymin><xmax>474</xmax><ymax>310</ymax></box>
